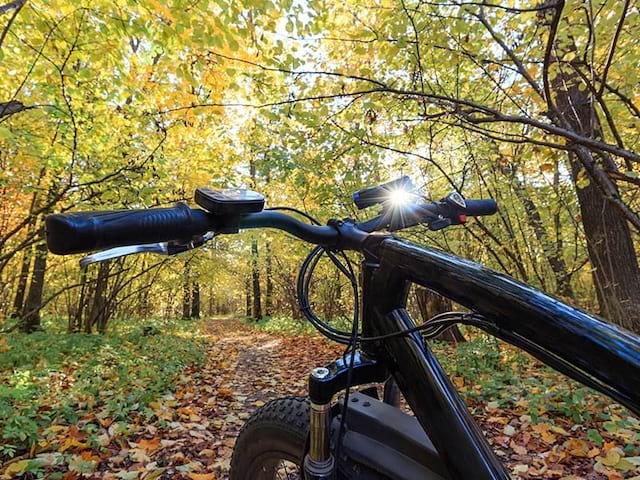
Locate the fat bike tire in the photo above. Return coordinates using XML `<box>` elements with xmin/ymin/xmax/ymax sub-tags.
<box><xmin>230</xmin><ymin>396</ymin><xmax>309</xmax><ymax>480</ymax></box>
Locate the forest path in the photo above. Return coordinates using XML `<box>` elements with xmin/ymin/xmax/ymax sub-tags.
<box><xmin>143</xmin><ymin>317</ymin><xmax>342</xmax><ymax>480</ymax></box>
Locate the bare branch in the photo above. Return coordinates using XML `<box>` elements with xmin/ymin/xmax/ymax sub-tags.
<box><xmin>209</xmin><ymin>51</ymin><xmax>389</xmax><ymax>89</ymax></box>
<box><xmin>474</xmin><ymin>7</ymin><xmax>544</xmax><ymax>100</ymax></box>
<box><xmin>331</xmin><ymin>120</ymin><xmax>459</xmax><ymax>189</ymax></box>
<box><xmin>420</xmin><ymin>1</ymin><xmax>557</xmax><ymax>13</ymax></box>
<box><xmin>542</xmin><ymin>0</ymin><xmax>564</xmax><ymax>114</ymax></box>
<box><xmin>157</xmin><ymin>84</ymin><xmax>640</xmax><ymax>165</ymax></box>
<box><xmin>0</xmin><ymin>0</ymin><xmax>24</xmax><ymax>50</ymax></box>
<box><xmin>598</xmin><ymin>0</ymin><xmax>631</xmax><ymax>96</ymax></box>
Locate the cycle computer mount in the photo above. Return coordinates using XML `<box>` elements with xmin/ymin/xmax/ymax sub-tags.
<box><xmin>195</xmin><ymin>187</ymin><xmax>265</xmax><ymax>216</ymax></box>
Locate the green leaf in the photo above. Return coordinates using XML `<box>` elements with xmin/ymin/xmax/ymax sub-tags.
<box><xmin>587</xmin><ymin>428</ymin><xmax>603</xmax><ymax>447</ymax></box>
<box><xmin>0</xmin><ymin>127</ymin><xmax>13</xmax><ymax>139</ymax></box>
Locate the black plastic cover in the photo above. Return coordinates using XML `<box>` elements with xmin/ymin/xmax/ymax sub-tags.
<box><xmin>337</xmin><ymin>392</ymin><xmax>449</xmax><ymax>479</ymax></box>
<box><xmin>195</xmin><ymin>187</ymin><xmax>264</xmax><ymax>216</ymax></box>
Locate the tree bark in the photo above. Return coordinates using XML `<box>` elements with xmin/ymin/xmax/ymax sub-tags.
<box><xmin>550</xmin><ymin>45</ymin><xmax>640</xmax><ymax>331</ymax></box>
<box><xmin>20</xmin><ymin>237</ymin><xmax>47</xmax><ymax>332</ymax></box>
<box><xmin>86</xmin><ymin>261</ymin><xmax>109</xmax><ymax>333</ymax></box>
<box><xmin>12</xmin><ymin>243</ymin><xmax>32</xmax><ymax>318</ymax></box>
<box><xmin>571</xmin><ymin>152</ymin><xmax>640</xmax><ymax>331</ymax></box>
<box><xmin>69</xmin><ymin>268</ymin><xmax>88</xmax><ymax>332</ymax></box>
<box><xmin>208</xmin><ymin>285</ymin><xmax>214</xmax><ymax>316</ymax></box>
<box><xmin>251</xmin><ymin>238</ymin><xmax>262</xmax><ymax>320</ymax></box>
<box><xmin>182</xmin><ymin>262</ymin><xmax>191</xmax><ymax>320</ymax></box>
<box><xmin>245</xmin><ymin>274</ymin><xmax>252</xmax><ymax>317</ymax></box>
<box><xmin>190</xmin><ymin>281</ymin><xmax>200</xmax><ymax>318</ymax></box>
<box><xmin>508</xmin><ymin>164</ymin><xmax>575</xmax><ymax>300</ymax></box>
<box><xmin>11</xmin><ymin>168</ymin><xmax>45</xmax><ymax>318</ymax></box>
<box><xmin>265</xmin><ymin>240</ymin><xmax>273</xmax><ymax>316</ymax></box>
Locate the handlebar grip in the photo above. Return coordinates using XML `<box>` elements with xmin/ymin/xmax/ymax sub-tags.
<box><xmin>464</xmin><ymin>199</ymin><xmax>498</xmax><ymax>217</ymax></box>
<box><xmin>46</xmin><ymin>203</ymin><xmax>212</xmax><ymax>255</ymax></box>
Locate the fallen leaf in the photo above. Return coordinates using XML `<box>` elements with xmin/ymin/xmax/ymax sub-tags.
<box><xmin>597</xmin><ymin>448</ymin><xmax>621</xmax><ymax>467</ymax></box>
<box><xmin>188</xmin><ymin>473</ymin><xmax>217</xmax><ymax>480</ymax></box>
<box><xmin>138</xmin><ymin>437</ymin><xmax>161</xmax><ymax>452</ymax></box>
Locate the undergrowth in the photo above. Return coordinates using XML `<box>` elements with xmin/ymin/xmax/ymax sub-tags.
<box><xmin>246</xmin><ymin>314</ymin><xmax>352</xmax><ymax>336</ymax></box>
<box><xmin>0</xmin><ymin>318</ymin><xmax>206</xmax><ymax>461</ymax></box>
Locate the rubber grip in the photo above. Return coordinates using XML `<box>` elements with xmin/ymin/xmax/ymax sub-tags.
<box><xmin>464</xmin><ymin>199</ymin><xmax>498</xmax><ymax>216</ymax></box>
<box><xmin>46</xmin><ymin>203</ymin><xmax>212</xmax><ymax>255</ymax></box>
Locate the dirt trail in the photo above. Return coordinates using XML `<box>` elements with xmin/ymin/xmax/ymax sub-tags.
<box><xmin>139</xmin><ymin>317</ymin><xmax>341</xmax><ymax>480</ymax></box>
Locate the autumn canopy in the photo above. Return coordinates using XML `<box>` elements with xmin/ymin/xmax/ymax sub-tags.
<box><xmin>1</xmin><ymin>0</ymin><xmax>640</xmax><ymax>478</ymax></box>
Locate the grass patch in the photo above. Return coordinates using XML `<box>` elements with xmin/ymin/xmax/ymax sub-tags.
<box><xmin>246</xmin><ymin>315</ymin><xmax>352</xmax><ymax>336</ymax></box>
<box><xmin>0</xmin><ymin>318</ymin><xmax>206</xmax><ymax>460</ymax></box>
<box><xmin>432</xmin><ymin>335</ymin><xmax>639</xmax><ymax>438</ymax></box>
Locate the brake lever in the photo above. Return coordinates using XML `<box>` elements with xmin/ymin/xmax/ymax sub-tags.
<box><xmin>79</xmin><ymin>232</ymin><xmax>215</xmax><ymax>268</ymax></box>
<box><xmin>427</xmin><ymin>217</ymin><xmax>452</xmax><ymax>231</ymax></box>
<box><xmin>80</xmin><ymin>243</ymin><xmax>169</xmax><ymax>268</ymax></box>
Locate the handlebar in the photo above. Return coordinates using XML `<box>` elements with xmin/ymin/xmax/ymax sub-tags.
<box><xmin>46</xmin><ymin>205</ymin><xmax>344</xmax><ymax>255</ymax></box>
<box><xmin>46</xmin><ymin>203</ymin><xmax>211</xmax><ymax>255</ymax></box>
<box><xmin>464</xmin><ymin>199</ymin><xmax>498</xmax><ymax>217</ymax></box>
<box><xmin>239</xmin><ymin>212</ymin><xmax>339</xmax><ymax>245</ymax></box>
<box><xmin>45</xmin><ymin>197</ymin><xmax>498</xmax><ymax>256</ymax></box>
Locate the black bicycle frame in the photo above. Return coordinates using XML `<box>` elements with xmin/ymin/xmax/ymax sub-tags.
<box><xmin>348</xmin><ymin>237</ymin><xmax>640</xmax><ymax>479</ymax></box>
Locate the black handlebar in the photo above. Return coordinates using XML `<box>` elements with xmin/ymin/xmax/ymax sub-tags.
<box><xmin>46</xmin><ymin>203</ymin><xmax>211</xmax><ymax>255</ymax></box>
<box><xmin>463</xmin><ymin>199</ymin><xmax>498</xmax><ymax>217</ymax></box>
<box><xmin>45</xmin><ymin>197</ymin><xmax>498</xmax><ymax>256</ymax></box>
<box><xmin>239</xmin><ymin>212</ymin><xmax>339</xmax><ymax>246</ymax></box>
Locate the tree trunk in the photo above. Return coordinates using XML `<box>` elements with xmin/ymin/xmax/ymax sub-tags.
<box><xmin>208</xmin><ymin>285</ymin><xmax>214</xmax><ymax>316</ymax></box>
<box><xmin>190</xmin><ymin>281</ymin><xmax>200</xmax><ymax>319</ymax></box>
<box><xmin>413</xmin><ymin>286</ymin><xmax>465</xmax><ymax>343</ymax></box>
<box><xmin>245</xmin><ymin>274</ymin><xmax>251</xmax><ymax>317</ymax></box>
<box><xmin>12</xmin><ymin>243</ymin><xmax>32</xmax><ymax>318</ymax></box>
<box><xmin>11</xmin><ymin>173</ymin><xmax>44</xmax><ymax>318</ymax></box>
<box><xmin>69</xmin><ymin>268</ymin><xmax>88</xmax><ymax>332</ymax></box>
<box><xmin>550</xmin><ymin>42</ymin><xmax>640</xmax><ymax>331</ymax></box>
<box><xmin>86</xmin><ymin>261</ymin><xmax>109</xmax><ymax>333</ymax></box>
<box><xmin>182</xmin><ymin>262</ymin><xmax>191</xmax><ymax>320</ymax></box>
<box><xmin>251</xmin><ymin>238</ymin><xmax>262</xmax><ymax>320</ymax></box>
<box><xmin>20</xmin><ymin>238</ymin><xmax>47</xmax><ymax>332</ymax></box>
<box><xmin>571</xmin><ymin>155</ymin><xmax>640</xmax><ymax>331</ymax></box>
<box><xmin>265</xmin><ymin>241</ymin><xmax>273</xmax><ymax>316</ymax></box>
<box><xmin>509</xmin><ymin>165</ymin><xmax>575</xmax><ymax>300</ymax></box>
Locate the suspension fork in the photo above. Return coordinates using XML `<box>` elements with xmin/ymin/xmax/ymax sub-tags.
<box><xmin>303</xmin><ymin>354</ymin><xmax>387</xmax><ymax>479</ymax></box>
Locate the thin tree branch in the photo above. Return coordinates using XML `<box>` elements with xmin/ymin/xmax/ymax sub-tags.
<box><xmin>598</xmin><ymin>0</ymin><xmax>630</xmax><ymax>96</ymax></box>
<box><xmin>542</xmin><ymin>0</ymin><xmax>564</xmax><ymax>114</ymax></box>
<box><xmin>157</xmin><ymin>85</ymin><xmax>640</xmax><ymax>165</ymax></box>
<box><xmin>474</xmin><ymin>7</ymin><xmax>544</xmax><ymax>100</ymax></box>
<box><xmin>0</xmin><ymin>0</ymin><xmax>24</xmax><ymax>50</ymax></box>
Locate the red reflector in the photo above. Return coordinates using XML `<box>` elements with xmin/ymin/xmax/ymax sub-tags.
<box><xmin>459</xmin><ymin>214</ymin><xmax>467</xmax><ymax>223</ymax></box>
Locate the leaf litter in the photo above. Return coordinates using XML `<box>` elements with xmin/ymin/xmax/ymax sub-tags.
<box><xmin>1</xmin><ymin>318</ymin><xmax>639</xmax><ymax>479</ymax></box>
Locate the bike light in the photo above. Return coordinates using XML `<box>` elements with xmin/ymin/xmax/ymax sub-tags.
<box><xmin>353</xmin><ymin>176</ymin><xmax>416</xmax><ymax>210</ymax></box>
<box><xmin>388</xmin><ymin>187</ymin><xmax>413</xmax><ymax>208</ymax></box>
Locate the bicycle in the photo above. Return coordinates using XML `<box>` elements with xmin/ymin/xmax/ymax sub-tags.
<box><xmin>46</xmin><ymin>177</ymin><xmax>640</xmax><ymax>479</ymax></box>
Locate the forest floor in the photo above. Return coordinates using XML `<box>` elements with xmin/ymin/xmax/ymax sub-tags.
<box><xmin>1</xmin><ymin>317</ymin><xmax>639</xmax><ymax>479</ymax></box>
